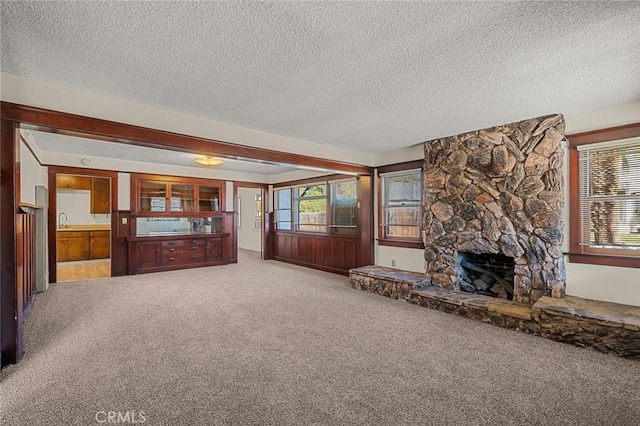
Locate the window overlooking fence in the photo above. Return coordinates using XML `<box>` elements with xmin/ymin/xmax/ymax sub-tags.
<box><xmin>330</xmin><ymin>179</ymin><xmax>357</xmax><ymax>235</ymax></box>
<box><xmin>295</xmin><ymin>183</ymin><xmax>327</xmax><ymax>233</ymax></box>
<box><xmin>274</xmin><ymin>178</ymin><xmax>358</xmax><ymax>235</ymax></box>
<box><xmin>378</xmin><ymin>166</ymin><xmax>423</xmax><ymax>248</ymax></box>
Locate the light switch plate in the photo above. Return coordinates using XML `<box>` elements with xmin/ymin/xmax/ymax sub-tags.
<box><xmin>122</xmin><ymin>217</ymin><xmax>128</xmax><ymax>225</ymax></box>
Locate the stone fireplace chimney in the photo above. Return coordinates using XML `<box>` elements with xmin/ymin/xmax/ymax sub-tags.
<box><xmin>423</xmin><ymin>114</ymin><xmax>566</xmax><ymax>304</ymax></box>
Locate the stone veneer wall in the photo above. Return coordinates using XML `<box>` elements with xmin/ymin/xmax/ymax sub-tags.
<box><xmin>423</xmin><ymin>114</ymin><xmax>566</xmax><ymax>304</ymax></box>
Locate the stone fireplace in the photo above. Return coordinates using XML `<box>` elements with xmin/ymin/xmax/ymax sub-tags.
<box><xmin>422</xmin><ymin>114</ymin><xmax>566</xmax><ymax>304</ymax></box>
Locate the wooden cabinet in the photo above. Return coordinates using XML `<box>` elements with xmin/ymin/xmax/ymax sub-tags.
<box><xmin>136</xmin><ymin>240</ymin><xmax>162</xmax><ymax>270</ymax></box>
<box><xmin>128</xmin><ymin>234</ymin><xmax>229</xmax><ymax>274</ymax></box>
<box><xmin>198</xmin><ymin>185</ymin><xmax>221</xmax><ymax>213</ymax></box>
<box><xmin>57</xmin><ymin>230</ymin><xmax>110</xmax><ymax>262</ymax></box>
<box><xmin>90</xmin><ymin>177</ymin><xmax>111</xmax><ymax>214</ymax></box>
<box><xmin>56</xmin><ymin>175</ymin><xmax>91</xmax><ymax>190</ymax></box>
<box><xmin>205</xmin><ymin>237</ymin><xmax>223</xmax><ymax>262</ymax></box>
<box><xmin>161</xmin><ymin>239</ymin><xmax>204</xmax><ymax>266</ymax></box>
<box><xmin>128</xmin><ymin>174</ymin><xmax>230</xmax><ymax>275</ymax></box>
<box><xmin>57</xmin><ymin>231</ymin><xmax>90</xmax><ymax>262</ymax></box>
<box><xmin>90</xmin><ymin>230</ymin><xmax>111</xmax><ymax>259</ymax></box>
<box><xmin>132</xmin><ymin>174</ymin><xmax>224</xmax><ymax>217</ymax></box>
<box><xmin>170</xmin><ymin>184</ymin><xmax>195</xmax><ymax>213</ymax></box>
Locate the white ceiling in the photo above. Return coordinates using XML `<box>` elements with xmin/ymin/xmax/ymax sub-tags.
<box><xmin>2</xmin><ymin>1</ymin><xmax>639</xmax><ymax>158</ymax></box>
<box><xmin>28</xmin><ymin>130</ymin><xmax>303</xmax><ymax>176</ymax></box>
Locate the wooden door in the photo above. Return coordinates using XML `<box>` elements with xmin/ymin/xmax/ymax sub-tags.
<box><xmin>137</xmin><ymin>241</ymin><xmax>162</xmax><ymax>269</ymax></box>
<box><xmin>56</xmin><ymin>174</ymin><xmax>91</xmax><ymax>190</ymax></box>
<box><xmin>57</xmin><ymin>231</ymin><xmax>90</xmax><ymax>262</ymax></box>
<box><xmin>90</xmin><ymin>177</ymin><xmax>111</xmax><ymax>214</ymax></box>
<box><xmin>90</xmin><ymin>231</ymin><xmax>111</xmax><ymax>259</ymax></box>
<box><xmin>205</xmin><ymin>237</ymin><xmax>222</xmax><ymax>261</ymax></box>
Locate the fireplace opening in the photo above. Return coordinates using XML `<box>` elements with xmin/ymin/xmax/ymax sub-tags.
<box><xmin>456</xmin><ymin>252</ymin><xmax>515</xmax><ymax>300</ymax></box>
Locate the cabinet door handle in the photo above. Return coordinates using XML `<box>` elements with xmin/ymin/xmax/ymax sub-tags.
<box><xmin>169</xmin><ymin>241</ymin><xmax>176</xmax><ymax>245</ymax></box>
<box><xmin>191</xmin><ymin>240</ymin><xmax>198</xmax><ymax>244</ymax></box>
<box><xmin>169</xmin><ymin>257</ymin><xmax>175</xmax><ymax>261</ymax></box>
<box><xmin>192</xmin><ymin>246</ymin><xmax>198</xmax><ymax>251</ymax></box>
<box><xmin>169</xmin><ymin>248</ymin><xmax>175</xmax><ymax>252</ymax></box>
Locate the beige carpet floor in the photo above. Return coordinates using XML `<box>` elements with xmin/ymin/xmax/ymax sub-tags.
<box><xmin>1</xmin><ymin>250</ymin><xmax>639</xmax><ymax>425</ymax></box>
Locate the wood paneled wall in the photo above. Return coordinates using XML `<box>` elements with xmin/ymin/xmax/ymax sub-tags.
<box><xmin>1</xmin><ymin>118</ymin><xmax>20</xmax><ymax>366</ymax></box>
<box><xmin>271</xmin><ymin>176</ymin><xmax>374</xmax><ymax>275</ymax></box>
<box><xmin>17</xmin><ymin>213</ymin><xmax>36</xmax><ymax>316</ymax></box>
<box><xmin>113</xmin><ymin>211</ymin><xmax>131</xmax><ymax>276</ymax></box>
<box><xmin>272</xmin><ymin>234</ymin><xmax>361</xmax><ymax>275</ymax></box>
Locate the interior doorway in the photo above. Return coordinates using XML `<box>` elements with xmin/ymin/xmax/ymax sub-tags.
<box><xmin>236</xmin><ymin>186</ymin><xmax>265</xmax><ymax>258</ymax></box>
<box><xmin>48</xmin><ymin>168</ymin><xmax>118</xmax><ymax>283</ymax></box>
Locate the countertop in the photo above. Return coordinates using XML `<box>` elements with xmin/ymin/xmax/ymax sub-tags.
<box><xmin>127</xmin><ymin>232</ymin><xmax>230</xmax><ymax>241</ymax></box>
<box><xmin>57</xmin><ymin>225</ymin><xmax>111</xmax><ymax>232</ymax></box>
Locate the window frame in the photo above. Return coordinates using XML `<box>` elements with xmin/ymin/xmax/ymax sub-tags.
<box><xmin>294</xmin><ymin>182</ymin><xmax>328</xmax><ymax>234</ymax></box>
<box><xmin>329</xmin><ymin>178</ymin><xmax>358</xmax><ymax>236</ymax></box>
<box><xmin>274</xmin><ymin>187</ymin><xmax>292</xmax><ymax>231</ymax></box>
<box><xmin>377</xmin><ymin>160</ymin><xmax>425</xmax><ymax>249</ymax></box>
<box><xmin>272</xmin><ymin>177</ymin><xmax>360</xmax><ymax>237</ymax></box>
<box><xmin>568</xmin><ymin>122</ymin><xmax>640</xmax><ymax>269</ymax></box>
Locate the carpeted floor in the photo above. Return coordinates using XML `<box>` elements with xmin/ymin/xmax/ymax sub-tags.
<box><xmin>1</xmin><ymin>250</ymin><xmax>639</xmax><ymax>425</ymax></box>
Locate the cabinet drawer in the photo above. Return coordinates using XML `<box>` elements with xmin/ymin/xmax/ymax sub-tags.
<box><xmin>90</xmin><ymin>230</ymin><xmax>111</xmax><ymax>238</ymax></box>
<box><xmin>163</xmin><ymin>244</ymin><xmax>203</xmax><ymax>255</ymax></box>
<box><xmin>162</xmin><ymin>250</ymin><xmax>204</xmax><ymax>265</ymax></box>
<box><xmin>161</xmin><ymin>239</ymin><xmax>186</xmax><ymax>248</ymax></box>
<box><xmin>161</xmin><ymin>238</ymin><xmax>204</xmax><ymax>248</ymax></box>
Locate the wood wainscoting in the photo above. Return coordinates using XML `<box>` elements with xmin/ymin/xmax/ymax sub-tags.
<box><xmin>272</xmin><ymin>233</ymin><xmax>362</xmax><ymax>275</ymax></box>
<box><xmin>270</xmin><ymin>175</ymin><xmax>374</xmax><ymax>276</ymax></box>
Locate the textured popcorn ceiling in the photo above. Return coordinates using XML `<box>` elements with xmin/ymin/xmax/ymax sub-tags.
<box><xmin>30</xmin><ymin>131</ymin><xmax>298</xmax><ymax>175</ymax></box>
<box><xmin>2</xmin><ymin>1</ymin><xmax>639</xmax><ymax>157</ymax></box>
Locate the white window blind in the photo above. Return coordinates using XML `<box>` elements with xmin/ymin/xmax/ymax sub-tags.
<box><xmin>578</xmin><ymin>138</ymin><xmax>640</xmax><ymax>254</ymax></box>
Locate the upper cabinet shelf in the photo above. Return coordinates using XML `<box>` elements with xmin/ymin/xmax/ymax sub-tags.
<box><xmin>132</xmin><ymin>174</ymin><xmax>223</xmax><ymax>217</ymax></box>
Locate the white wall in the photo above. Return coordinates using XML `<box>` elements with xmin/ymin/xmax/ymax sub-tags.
<box><xmin>1</xmin><ymin>72</ymin><xmax>374</xmax><ymax>167</ymax></box>
<box><xmin>117</xmin><ymin>172</ymin><xmax>131</xmax><ymax>211</ymax></box>
<box><xmin>19</xmin><ymin>139</ymin><xmax>42</xmax><ymax>205</ymax></box>
<box><xmin>57</xmin><ymin>190</ymin><xmax>111</xmax><ymax>226</ymax></box>
<box><xmin>374</xmin><ymin>101</ymin><xmax>640</xmax><ymax>307</ymax></box>
<box><xmin>237</xmin><ymin>187</ymin><xmax>262</xmax><ymax>252</ymax></box>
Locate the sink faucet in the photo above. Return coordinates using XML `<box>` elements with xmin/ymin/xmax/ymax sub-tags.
<box><xmin>58</xmin><ymin>212</ymin><xmax>68</xmax><ymax>228</ymax></box>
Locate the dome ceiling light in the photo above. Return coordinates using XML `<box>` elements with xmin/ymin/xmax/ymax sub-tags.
<box><xmin>195</xmin><ymin>156</ymin><xmax>224</xmax><ymax>166</ymax></box>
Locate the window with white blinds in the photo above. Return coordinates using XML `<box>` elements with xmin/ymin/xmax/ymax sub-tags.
<box><xmin>578</xmin><ymin>137</ymin><xmax>640</xmax><ymax>256</ymax></box>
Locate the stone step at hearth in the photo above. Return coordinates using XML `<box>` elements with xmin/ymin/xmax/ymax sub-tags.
<box><xmin>533</xmin><ymin>296</ymin><xmax>640</xmax><ymax>331</ymax></box>
<box><xmin>412</xmin><ymin>286</ymin><xmax>534</xmax><ymax>321</ymax></box>
<box><xmin>349</xmin><ymin>265</ymin><xmax>640</xmax><ymax>358</ymax></box>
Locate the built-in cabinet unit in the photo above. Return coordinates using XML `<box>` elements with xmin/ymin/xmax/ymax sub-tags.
<box><xmin>134</xmin><ymin>177</ymin><xmax>220</xmax><ymax>215</ymax></box>
<box><xmin>56</xmin><ymin>174</ymin><xmax>111</xmax><ymax>214</ymax></box>
<box><xmin>57</xmin><ymin>229</ymin><xmax>111</xmax><ymax>261</ymax></box>
<box><xmin>128</xmin><ymin>174</ymin><xmax>231</xmax><ymax>275</ymax></box>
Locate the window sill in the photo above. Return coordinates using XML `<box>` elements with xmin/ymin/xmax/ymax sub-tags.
<box><xmin>568</xmin><ymin>253</ymin><xmax>640</xmax><ymax>269</ymax></box>
<box><xmin>377</xmin><ymin>239</ymin><xmax>425</xmax><ymax>250</ymax></box>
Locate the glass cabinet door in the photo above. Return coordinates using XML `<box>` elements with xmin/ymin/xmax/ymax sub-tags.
<box><xmin>198</xmin><ymin>185</ymin><xmax>220</xmax><ymax>212</ymax></box>
<box><xmin>170</xmin><ymin>184</ymin><xmax>194</xmax><ymax>212</ymax></box>
<box><xmin>139</xmin><ymin>181</ymin><xmax>167</xmax><ymax>212</ymax></box>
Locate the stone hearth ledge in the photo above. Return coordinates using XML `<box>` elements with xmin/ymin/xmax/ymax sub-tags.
<box><xmin>350</xmin><ymin>266</ymin><xmax>640</xmax><ymax>359</ymax></box>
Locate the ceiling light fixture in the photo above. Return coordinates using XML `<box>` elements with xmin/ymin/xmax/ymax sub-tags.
<box><xmin>195</xmin><ymin>156</ymin><xmax>224</xmax><ymax>166</ymax></box>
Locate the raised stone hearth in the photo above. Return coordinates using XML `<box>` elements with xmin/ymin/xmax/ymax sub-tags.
<box><xmin>423</xmin><ymin>114</ymin><xmax>566</xmax><ymax>304</ymax></box>
<box><xmin>350</xmin><ymin>266</ymin><xmax>640</xmax><ymax>358</ymax></box>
